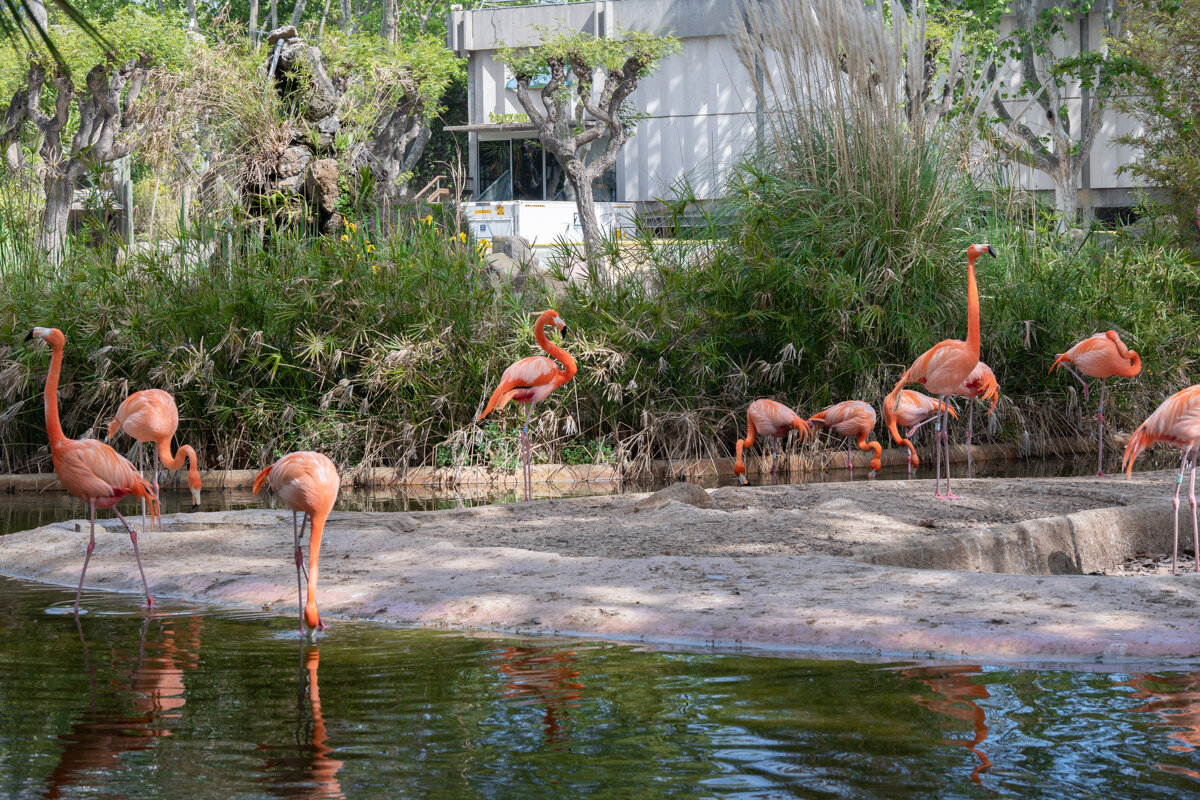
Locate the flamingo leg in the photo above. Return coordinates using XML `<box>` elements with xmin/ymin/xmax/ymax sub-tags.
<box><xmin>153</xmin><ymin>448</ymin><xmax>162</xmax><ymax>531</ymax></box>
<box><xmin>522</xmin><ymin>404</ymin><xmax>532</xmax><ymax>502</ymax></box>
<box><xmin>139</xmin><ymin>445</ymin><xmax>147</xmax><ymax>538</ymax></box>
<box><xmin>967</xmin><ymin>402</ymin><xmax>975</xmax><ymax>477</ymax></box>
<box><xmin>1097</xmin><ymin>378</ymin><xmax>1111</xmax><ymax>477</ymax></box>
<box><xmin>1171</xmin><ymin>449</ymin><xmax>1189</xmax><ymax>575</ymax></box>
<box><xmin>293</xmin><ymin>511</ymin><xmax>307</xmax><ymax>636</ymax></box>
<box><xmin>846</xmin><ymin>437</ymin><xmax>853</xmax><ymax>477</ymax></box>
<box><xmin>1191</xmin><ymin>447</ymin><xmax>1199</xmax><ymax>574</ymax></box>
<box><xmin>111</xmin><ymin>506</ymin><xmax>155</xmax><ymax>608</ymax></box>
<box><xmin>944</xmin><ymin>400</ymin><xmax>959</xmax><ymax>499</ymax></box>
<box><xmin>74</xmin><ymin>501</ymin><xmax>99</xmax><ymax>614</ymax></box>
<box><xmin>1063</xmin><ymin>364</ymin><xmax>1090</xmax><ymax>402</ymax></box>
<box><xmin>934</xmin><ymin>404</ymin><xmax>944</xmax><ymax>499</ymax></box>
<box><xmin>770</xmin><ymin>438</ymin><xmax>778</xmax><ymax>478</ymax></box>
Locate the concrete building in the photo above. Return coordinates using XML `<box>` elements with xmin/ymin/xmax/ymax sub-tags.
<box><xmin>445</xmin><ymin>0</ymin><xmax>1142</xmax><ymax>221</ymax></box>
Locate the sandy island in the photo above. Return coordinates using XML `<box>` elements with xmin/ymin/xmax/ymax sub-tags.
<box><xmin>1</xmin><ymin>471</ymin><xmax>1198</xmax><ymax>665</ymax></box>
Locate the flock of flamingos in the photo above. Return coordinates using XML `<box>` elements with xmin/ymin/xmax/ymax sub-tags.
<box><xmin>19</xmin><ymin>243</ymin><xmax>1200</xmax><ymax>639</ymax></box>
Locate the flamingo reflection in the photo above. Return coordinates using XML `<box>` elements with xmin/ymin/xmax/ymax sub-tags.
<box><xmin>257</xmin><ymin>646</ymin><xmax>345</xmax><ymax>799</ymax></box>
<box><xmin>1120</xmin><ymin>671</ymin><xmax>1200</xmax><ymax>780</ymax></box>
<box><xmin>495</xmin><ymin>647</ymin><xmax>585</xmax><ymax>747</ymax></box>
<box><xmin>45</xmin><ymin>614</ymin><xmax>203</xmax><ymax>799</ymax></box>
<box><xmin>900</xmin><ymin>665</ymin><xmax>992</xmax><ymax>785</ymax></box>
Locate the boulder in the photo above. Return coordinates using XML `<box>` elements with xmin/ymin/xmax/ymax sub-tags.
<box><xmin>304</xmin><ymin>158</ymin><xmax>340</xmax><ymax>215</ymax></box>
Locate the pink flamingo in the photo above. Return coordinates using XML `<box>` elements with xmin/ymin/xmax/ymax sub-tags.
<box><xmin>809</xmin><ymin>401</ymin><xmax>882</xmax><ymax>477</ymax></box>
<box><xmin>107</xmin><ymin>390</ymin><xmax>202</xmax><ymax>529</ymax></box>
<box><xmin>882</xmin><ymin>387</ymin><xmax>957</xmax><ymax>475</ymax></box>
<box><xmin>1122</xmin><ymin>385</ymin><xmax>1200</xmax><ymax>574</ymax></box>
<box><xmin>732</xmin><ymin>399</ymin><xmax>812</xmax><ymax>485</ymax></box>
<box><xmin>253</xmin><ymin>451</ymin><xmax>339</xmax><ymax>637</ymax></box>
<box><xmin>477</xmin><ymin>309</ymin><xmax>577</xmax><ymax>502</ymax></box>
<box><xmin>1051</xmin><ymin>330</ymin><xmax>1141</xmax><ymax>476</ymax></box>
<box><xmin>955</xmin><ymin>361</ymin><xmax>1000</xmax><ymax>475</ymax></box>
<box><xmin>25</xmin><ymin>327</ymin><xmax>159</xmax><ymax>612</ymax></box>
<box><xmin>893</xmin><ymin>243</ymin><xmax>995</xmax><ymax>498</ymax></box>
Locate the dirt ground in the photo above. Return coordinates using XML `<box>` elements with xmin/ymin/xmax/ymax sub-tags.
<box><xmin>0</xmin><ymin>470</ymin><xmax>1198</xmax><ymax>665</ymax></box>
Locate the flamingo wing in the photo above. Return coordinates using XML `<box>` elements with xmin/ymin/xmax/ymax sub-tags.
<box><xmin>1123</xmin><ymin>386</ymin><xmax>1200</xmax><ymax>475</ymax></box>
<box><xmin>478</xmin><ymin>357</ymin><xmax>562</xmax><ymax>421</ymax></box>
<box><xmin>269</xmin><ymin>451</ymin><xmax>340</xmax><ymax>516</ymax></box>
<box><xmin>109</xmin><ymin>389</ymin><xmax>179</xmax><ymax>442</ymax></box>
<box><xmin>57</xmin><ymin>439</ymin><xmax>156</xmax><ymax>508</ymax></box>
<box><xmin>899</xmin><ymin>340</ymin><xmax>976</xmax><ymax>397</ymax></box>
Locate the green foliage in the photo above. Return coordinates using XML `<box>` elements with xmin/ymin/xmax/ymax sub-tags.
<box><xmin>321</xmin><ymin>31</ymin><xmax>463</xmax><ymax>124</ymax></box>
<box><xmin>1111</xmin><ymin>0</ymin><xmax>1200</xmax><ymax>238</ymax></box>
<box><xmin>498</xmin><ymin>29</ymin><xmax>680</xmax><ymax>83</ymax></box>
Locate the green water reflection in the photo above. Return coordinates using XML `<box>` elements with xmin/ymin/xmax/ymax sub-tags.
<box><xmin>0</xmin><ymin>579</ymin><xmax>1195</xmax><ymax>798</ymax></box>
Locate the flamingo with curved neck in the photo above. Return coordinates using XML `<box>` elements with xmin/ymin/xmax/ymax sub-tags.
<box><xmin>108</xmin><ymin>389</ymin><xmax>203</xmax><ymax>522</ymax></box>
<box><xmin>882</xmin><ymin>387</ymin><xmax>957</xmax><ymax>475</ymax></box>
<box><xmin>732</xmin><ymin>399</ymin><xmax>811</xmax><ymax>485</ymax></box>
<box><xmin>25</xmin><ymin>326</ymin><xmax>159</xmax><ymax>612</ymax></box>
<box><xmin>893</xmin><ymin>244</ymin><xmax>996</xmax><ymax>498</ymax></box>
<box><xmin>1051</xmin><ymin>329</ymin><xmax>1141</xmax><ymax>476</ymax></box>
<box><xmin>478</xmin><ymin>309</ymin><xmax>577</xmax><ymax>501</ymax></box>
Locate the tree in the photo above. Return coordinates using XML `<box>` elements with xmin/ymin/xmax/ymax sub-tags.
<box><xmin>0</xmin><ymin>9</ymin><xmax>189</xmax><ymax>257</ymax></box>
<box><xmin>498</xmin><ymin>30</ymin><xmax>680</xmax><ymax>260</ymax></box>
<box><xmin>984</xmin><ymin>0</ymin><xmax>1126</xmax><ymax>225</ymax></box>
<box><xmin>1111</xmin><ymin>0</ymin><xmax>1200</xmax><ymax>236</ymax></box>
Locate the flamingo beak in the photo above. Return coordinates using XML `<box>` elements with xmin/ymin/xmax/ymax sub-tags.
<box><xmin>986</xmin><ymin>245</ymin><xmax>996</xmax><ymax>257</ymax></box>
<box><xmin>736</xmin><ymin>473</ymin><xmax>748</xmax><ymax>486</ymax></box>
<box><xmin>24</xmin><ymin>330</ymin><xmax>34</xmax><ymax>341</ymax></box>
<box><xmin>190</xmin><ymin>488</ymin><xmax>201</xmax><ymax>509</ymax></box>
<box><xmin>559</xmin><ymin>325</ymin><xmax>568</xmax><ymax>338</ymax></box>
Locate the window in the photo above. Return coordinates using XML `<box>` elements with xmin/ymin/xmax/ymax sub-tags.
<box><xmin>477</xmin><ymin>138</ymin><xmax>616</xmax><ymax>202</ymax></box>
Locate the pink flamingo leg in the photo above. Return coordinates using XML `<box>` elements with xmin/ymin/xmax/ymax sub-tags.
<box><xmin>74</xmin><ymin>501</ymin><xmax>99</xmax><ymax>614</ymax></box>
<box><xmin>967</xmin><ymin>402</ymin><xmax>975</xmax><ymax>477</ymax></box>
<box><xmin>771</xmin><ymin>438</ymin><xmax>778</xmax><ymax>477</ymax></box>
<box><xmin>293</xmin><ymin>511</ymin><xmax>307</xmax><ymax>635</ymax></box>
<box><xmin>1191</xmin><ymin>448</ymin><xmax>1199</xmax><ymax>573</ymax></box>
<box><xmin>139</xmin><ymin>445</ymin><xmax>147</xmax><ymax>538</ymax></box>
<box><xmin>522</xmin><ymin>403</ymin><xmax>532</xmax><ymax>502</ymax></box>
<box><xmin>846</xmin><ymin>437</ymin><xmax>853</xmax><ymax>477</ymax></box>
<box><xmin>1096</xmin><ymin>378</ymin><xmax>1112</xmax><ymax>477</ymax></box>
<box><xmin>153</xmin><ymin>448</ymin><xmax>163</xmax><ymax>530</ymax></box>
<box><xmin>1062</xmin><ymin>364</ymin><xmax>1090</xmax><ymax>402</ymax></box>
<box><xmin>934</xmin><ymin>404</ymin><xmax>944</xmax><ymax>499</ymax></box>
<box><xmin>111</xmin><ymin>507</ymin><xmax>155</xmax><ymax>608</ymax></box>
<box><xmin>942</xmin><ymin>399</ymin><xmax>959</xmax><ymax>499</ymax></box>
<box><xmin>1171</xmin><ymin>449</ymin><xmax>1189</xmax><ymax>574</ymax></box>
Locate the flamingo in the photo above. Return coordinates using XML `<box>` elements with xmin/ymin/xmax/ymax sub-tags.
<box><xmin>732</xmin><ymin>399</ymin><xmax>812</xmax><ymax>485</ymax></box>
<box><xmin>107</xmin><ymin>390</ymin><xmax>202</xmax><ymax>530</ymax></box>
<box><xmin>881</xmin><ymin>387</ymin><xmax>957</xmax><ymax>475</ymax></box>
<box><xmin>893</xmin><ymin>243</ymin><xmax>996</xmax><ymax>498</ymax></box>
<box><xmin>1051</xmin><ymin>330</ymin><xmax>1141</xmax><ymax>477</ymax></box>
<box><xmin>808</xmin><ymin>400</ymin><xmax>882</xmax><ymax>477</ymax></box>
<box><xmin>955</xmin><ymin>361</ymin><xmax>1000</xmax><ymax>475</ymax></box>
<box><xmin>1122</xmin><ymin>385</ymin><xmax>1200</xmax><ymax>574</ymax></box>
<box><xmin>25</xmin><ymin>327</ymin><xmax>159</xmax><ymax>612</ymax></box>
<box><xmin>253</xmin><ymin>451</ymin><xmax>339</xmax><ymax>637</ymax></box>
<box><xmin>477</xmin><ymin>309</ymin><xmax>577</xmax><ymax>502</ymax></box>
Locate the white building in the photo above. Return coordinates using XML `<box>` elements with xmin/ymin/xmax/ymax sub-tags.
<box><xmin>445</xmin><ymin>0</ymin><xmax>1142</xmax><ymax>221</ymax></box>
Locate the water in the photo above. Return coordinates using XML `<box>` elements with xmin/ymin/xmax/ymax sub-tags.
<box><xmin>0</xmin><ymin>578</ymin><xmax>1192</xmax><ymax>798</ymax></box>
<box><xmin>2</xmin><ymin>455</ymin><xmax>1196</xmax><ymax>797</ymax></box>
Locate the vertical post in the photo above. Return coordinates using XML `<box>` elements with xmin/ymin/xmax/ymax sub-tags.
<box><xmin>113</xmin><ymin>155</ymin><xmax>133</xmax><ymax>246</ymax></box>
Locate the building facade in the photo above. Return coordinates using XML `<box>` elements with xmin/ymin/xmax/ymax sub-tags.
<box><xmin>446</xmin><ymin>0</ymin><xmax>1142</xmax><ymax>218</ymax></box>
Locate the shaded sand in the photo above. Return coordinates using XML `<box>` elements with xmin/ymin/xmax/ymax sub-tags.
<box><xmin>0</xmin><ymin>472</ymin><xmax>1198</xmax><ymax>664</ymax></box>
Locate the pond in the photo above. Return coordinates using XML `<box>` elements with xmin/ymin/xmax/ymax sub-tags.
<box><xmin>1</xmin><ymin>454</ymin><xmax>1197</xmax><ymax>797</ymax></box>
<box><xmin>0</xmin><ymin>578</ymin><xmax>1195</xmax><ymax>798</ymax></box>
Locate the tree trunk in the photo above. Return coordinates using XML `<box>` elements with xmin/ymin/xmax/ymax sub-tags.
<box><xmin>39</xmin><ymin>165</ymin><xmax>78</xmax><ymax>259</ymax></box>
<box><xmin>290</xmin><ymin>0</ymin><xmax>307</xmax><ymax>27</ymax></box>
<box><xmin>566</xmin><ymin>166</ymin><xmax>604</xmax><ymax>262</ymax></box>
<box><xmin>186</xmin><ymin>0</ymin><xmax>197</xmax><ymax>29</ymax></box>
<box><xmin>249</xmin><ymin>0</ymin><xmax>260</xmax><ymax>45</ymax></box>
<box><xmin>270</xmin><ymin>0</ymin><xmax>278</xmax><ymax>29</ymax></box>
<box><xmin>380</xmin><ymin>0</ymin><xmax>395</xmax><ymax>43</ymax></box>
<box><xmin>1053</xmin><ymin>167</ymin><xmax>1078</xmax><ymax>230</ymax></box>
<box><xmin>338</xmin><ymin>0</ymin><xmax>350</xmax><ymax>30</ymax></box>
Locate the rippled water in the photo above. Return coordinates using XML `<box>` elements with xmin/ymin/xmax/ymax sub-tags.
<box><xmin>0</xmin><ymin>579</ymin><xmax>1193</xmax><ymax>798</ymax></box>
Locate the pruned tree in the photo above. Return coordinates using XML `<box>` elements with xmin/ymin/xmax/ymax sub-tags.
<box><xmin>0</xmin><ymin>9</ymin><xmax>189</xmax><ymax>258</ymax></box>
<box><xmin>985</xmin><ymin>0</ymin><xmax>1127</xmax><ymax>225</ymax></box>
<box><xmin>498</xmin><ymin>31</ymin><xmax>680</xmax><ymax>260</ymax></box>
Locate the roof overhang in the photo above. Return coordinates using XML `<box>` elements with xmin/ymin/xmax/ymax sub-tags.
<box><xmin>444</xmin><ymin>122</ymin><xmax>539</xmax><ymax>134</ymax></box>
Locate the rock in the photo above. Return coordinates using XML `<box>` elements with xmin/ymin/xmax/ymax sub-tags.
<box><xmin>315</xmin><ymin>115</ymin><xmax>340</xmax><ymax>151</ymax></box>
<box><xmin>304</xmin><ymin>159</ymin><xmax>340</xmax><ymax>214</ymax></box>
<box><xmin>635</xmin><ymin>482</ymin><xmax>715</xmax><ymax>512</ymax></box>
<box><xmin>266</xmin><ymin>25</ymin><xmax>298</xmax><ymax>45</ymax></box>
<box><xmin>278</xmin><ymin>145</ymin><xmax>313</xmax><ymax>179</ymax></box>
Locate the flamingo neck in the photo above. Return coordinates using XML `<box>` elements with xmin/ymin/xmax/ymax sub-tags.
<box><xmin>1125</xmin><ymin>351</ymin><xmax>1142</xmax><ymax>377</ymax></box>
<box><xmin>536</xmin><ymin>319</ymin><xmax>577</xmax><ymax>386</ymax></box>
<box><xmin>966</xmin><ymin>253</ymin><xmax>980</xmax><ymax>358</ymax></box>
<box><xmin>157</xmin><ymin>440</ymin><xmax>201</xmax><ymax>489</ymax></box>
<box><xmin>43</xmin><ymin>336</ymin><xmax>66</xmax><ymax>447</ymax></box>
<box><xmin>304</xmin><ymin>512</ymin><xmax>326</xmax><ymax>632</ymax></box>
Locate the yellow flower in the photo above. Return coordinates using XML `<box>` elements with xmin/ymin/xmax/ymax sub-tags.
<box><xmin>422</xmin><ymin>214</ymin><xmax>433</xmax><ymax>225</ymax></box>
<box><xmin>371</xmin><ymin>263</ymin><xmax>379</xmax><ymax>275</ymax></box>
<box><xmin>476</xmin><ymin>239</ymin><xmax>492</xmax><ymax>252</ymax></box>
<box><xmin>339</xmin><ymin>234</ymin><xmax>349</xmax><ymax>242</ymax></box>
<box><xmin>366</xmin><ymin>243</ymin><xmax>375</xmax><ymax>253</ymax></box>
<box><xmin>458</xmin><ymin>231</ymin><xmax>467</xmax><ymax>243</ymax></box>
<box><xmin>348</xmin><ymin>222</ymin><xmax>357</xmax><ymax>233</ymax></box>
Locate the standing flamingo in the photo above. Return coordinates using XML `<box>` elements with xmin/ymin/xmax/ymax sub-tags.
<box><xmin>808</xmin><ymin>400</ymin><xmax>882</xmax><ymax>477</ymax></box>
<box><xmin>1051</xmin><ymin>330</ymin><xmax>1141</xmax><ymax>476</ymax></box>
<box><xmin>477</xmin><ymin>309</ymin><xmax>577</xmax><ymax>502</ymax></box>
<box><xmin>955</xmin><ymin>361</ymin><xmax>1000</xmax><ymax>475</ymax></box>
<box><xmin>107</xmin><ymin>390</ymin><xmax>202</xmax><ymax>529</ymax></box>
<box><xmin>732</xmin><ymin>399</ymin><xmax>811</xmax><ymax>485</ymax></box>
<box><xmin>25</xmin><ymin>327</ymin><xmax>159</xmax><ymax>612</ymax></box>
<box><xmin>1122</xmin><ymin>385</ymin><xmax>1200</xmax><ymax>574</ymax></box>
<box><xmin>893</xmin><ymin>243</ymin><xmax>996</xmax><ymax>498</ymax></box>
<box><xmin>253</xmin><ymin>451</ymin><xmax>339</xmax><ymax>637</ymax></box>
<box><xmin>882</xmin><ymin>387</ymin><xmax>957</xmax><ymax>475</ymax></box>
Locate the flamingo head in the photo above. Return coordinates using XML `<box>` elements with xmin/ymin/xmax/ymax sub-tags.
<box><xmin>538</xmin><ymin>309</ymin><xmax>567</xmax><ymax>337</ymax></box>
<box><xmin>25</xmin><ymin>327</ymin><xmax>64</xmax><ymax>347</ymax></box>
<box><xmin>734</xmin><ymin>466</ymin><xmax>748</xmax><ymax>486</ymax></box>
<box><xmin>967</xmin><ymin>244</ymin><xmax>996</xmax><ymax>260</ymax></box>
